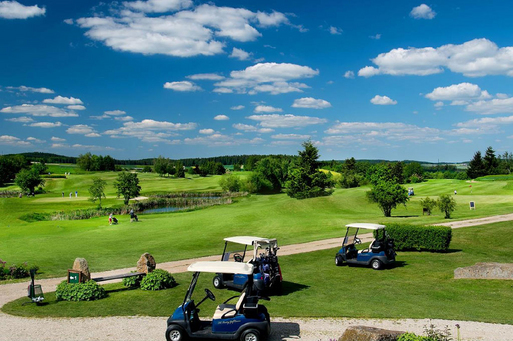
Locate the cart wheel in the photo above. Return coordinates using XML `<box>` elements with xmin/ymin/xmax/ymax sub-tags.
<box><xmin>213</xmin><ymin>275</ymin><xmax>224</xmax><ymax>289</ymax></box>
<box><xmin>335</xmin><ymin>255</ymin><xmax>344</xmax><ymax>266</ymax></box>
<box><xmin>371</xmin><ymin>259</ymin><xmax>382</xmax><ymax>270</ymax></box>
<box><xmin>166</xmin><ymin>325</ymin><xmax>186</xmax><ymax>341</ymax></box>
<box><xmin>240</xmin><ymin>328</ymin><xmax>260</xmax><ymax>341</ymax></box>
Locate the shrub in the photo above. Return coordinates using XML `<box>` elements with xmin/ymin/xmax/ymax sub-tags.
<box><xmin>219</xmin><ymin>174</ymin><xmax>241</xmax><ymax>192</ymax></box>
<box><xmin>438</xmin><ymin>194</ymin><xmax>456</xmax><ymax>219</ymax></box>
<box><xmin>420</xmin><ymin>197</ymin><xmax>437</xmax><ymax>215</ymax></box>
<box><xmin>397</xmin><ymin>333</ymin><xmax>431</xmax><ymax>341</ymax></box>
<box><xmin>122</xmin><ymin>272</ymin><xmax>142</xmax><ymax>288</ymax></box>
<box><xmin>55</xmin><ymin>280</ymin><xmax>106</xmax><ymax>301</ymax></box>
<box><xmin>378</xmin><ymin>223</ymin><xmax>452</xmax><ymax>252</ymax></box>
<box><xmin>0</xmin><ymin>261</ymin><xmax>38</xmax><ymax>280</ymax></box>
<box><xmin>140</xmin><ymin>269</ymin><xmax>176</xmax><ymax>291</ymax></box>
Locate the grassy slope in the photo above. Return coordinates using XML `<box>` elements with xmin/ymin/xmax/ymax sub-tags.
<box><xmin>4</xmin><ymin>222</ymin><xmax>513</xmax><ymax>324</ymax></box>
<box><xmin>1</xmin><ymin>172</ymin><xmax>512</xmax><ymax>278</ymax></box>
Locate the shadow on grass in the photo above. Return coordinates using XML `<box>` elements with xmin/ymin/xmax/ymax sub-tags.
<box><xmin>269</xmin><ymin>321</ymin><xmax>300</xmax><ymax>341</ymax></box>
<box><xmin>392</xmin><ymin>215</ymin><xmax>420</xmax><ymax>218</ymax></box>
<box><xmin>280</xmin><ymin>281</ymin><xmax>309</xmax><ymax>296</ymax></box>
<box><xmin>388</xmin><ymin>260</ymin><xmax>407</xmax><ymax>269</ymax></box>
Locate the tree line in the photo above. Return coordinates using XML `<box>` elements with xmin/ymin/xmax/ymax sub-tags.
<box><xmin>466</xmin><ymin>146</ymin><xmax>512</xmax><ymax>179</ymax></box>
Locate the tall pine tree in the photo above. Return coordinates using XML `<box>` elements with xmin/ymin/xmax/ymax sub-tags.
<box><xmin>483</xmin><ymin>146</ymin><xmax>499</xmax><ymax>175</ymax></box>
<box><xmin>467</xmin><ymin>151</ymin><xmax>486</xmax><ymax>179</ymax></box>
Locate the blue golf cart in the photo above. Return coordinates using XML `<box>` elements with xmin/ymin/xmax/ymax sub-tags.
<box><xmin>335</xmin><ymin>223</ymin><xmax>396</xmax><ymax>270</ymax></box>
<box><xmin>166</xmin><ymin>261</ymin><xmax>271</xmax><ymax>341</ymax></box>
<box><xmin>212</xmin><ymin>236</ymin><xmax>282</xmax><ymax>295</ymax></box>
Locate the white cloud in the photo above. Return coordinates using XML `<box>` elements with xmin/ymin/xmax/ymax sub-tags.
<box><xmin>199</xmin><ymin>128</ymin><xmax>215</xmax><ymax>134</ymax></box>
<box><xmin>105</xmin><ymin>110</ymin><xmax>126</xmax><ymax>116</ymax></box>
<box><xmin>359</xmin><ymin>38</ymin><xmax>513</xmax><ymax>78</ymax></box>
<box><xmin>1</xmin><ymin>104</ymin><xmax>79</xmax><ymax>117</ymax></box>
<box><xmin>465</xmin><ymin>98</ymin><xmax>513</xmax><ymax>115</ymax></box>
<box><xmin>434</xmin><ymin>101</ymin><xmax>444</xmax><ymax>108</ymax></box>
<box><xmin>164</xmin><ymin>81</ymin><xmax>202</xmax><ymax>92</ymax></box>
<box><xmin>66</xmin><ymin>124</ymin><xmax>98</xmax><ymax>136</ymax></box>
<box><xmin>214</xmin><ymin>62</ymin><xmax>319</xmax><ymax>95</ymax></box>
<box><xmin>231</xmin><ymin>105</ymin><xmax>245</xmax><ymax>110</ymax></box>
<box><xmin>292</xmin><ymin>97</ymin><xmax>332</xmax><ymax>109</ymax></box>
<box><xmin>43</xmin><ymin>96</ymin><xmax>83</xmax><ymax>105</ymax></box>
<box><xmin>67</xmin><ymin>105</ymin><xmax>86</xmax><ymax>110</ymax></box>
<box><xmin>124</xmin><ymin>0</ymin><xmax>192</xmax><ymax>13</ymax></box>
<box><xmin>410</xmin><ymin>4</ymin><xmax>436</xmax><ymax>19</ymax></box>
<box><xmin>456</xmin><ymin>115</ymin><xmax>513</xmax><ymax>128</ymax></box>
<box><xmin>6</xmin><ymin>85</ymin><xmax>54</xmax><ymax>93</ymax></box>
<box><xmin>26</xmin><ymin>137</ymin><xmax>45</xmax><ymax>143</ymax></box>
<box><xmin>187</xmin><ymin>73</ymin><xmax>225</xmax><ymax>81</ymax></box>
<box><xmin>29</xmin><ymin>121</ymin><xmax>62</xmax><ymax>128</ymax></box>
<box><xmin>213</xmin><ymin>87</ymin><xmax>233</xmax><ymax>94</ymax></box>
<box><xmin>0</xmin><ymin>135</ymin><xmax>31</xmax><ymax>146</ymax></box>
<box><xmin>0</xmin><ymin>1</ymin><xmax>45</xmax><ymax>19</ymax></box>
<box><xmin>370</xmin><ymin>95</ymin><xmax>397</xmax><ymax>105</ymax></box>
<box><xmin>214</xmin><ymin>114</ymin><xmax>229</xmax><ymax>120</ymax></box>
<box><xmin>271</xmin><ymin>133</ymin><xmax>310</xmax><ymax>140</ymax></box>
<box><xmin>104</xmin><ymin>119</ymin><xmax>197</xmax><ymax>142</ymax></box>
<box><xmin>425</xmin><ymin>83</ymin><xmax>491</xmax><ymax>101</ymax></box>
<box><xmin>76</xmin><ymin>4</ymin><xmax>289</xmax><ymax>57</ymax></box>
<box><xmin>254</xmin><ymin>105</ymin><xmax>282</xmax><ymax>113</ymax></box>
<box><xmin>184</xmin><ymin>133</ymin><xmax>265</xmax><ymax>146</ymax></box>
<box><xmin>343</xmin><ymin>71</ymin><xmax>355</xmax><ymax>79</ymax></box>
<box><xmin>229</xmin><ymin>47</ymin><xmax>252</xmax><ymax>61</ymax></box>
<box><xmin>232</xmin><ymin>123</ymin><xmax>273</xmax><ymax>133</ymax></box>
<box><xmin>5</xmin><ymin>116</ymin><xmax>33</xmax><ymax>123</ymax></box>
<box><xmin>369</xmin><ymin>34</ymin><xmax>381</xmax><ymax>40</ymax></box>
<box><xmin>329</xmin><ymin>26</ymin><xmax>342</xmax><ymax>35</ymax></box>
<box><xmin>51</xmin><ymin>136</ymin><xmax>66</xmax><ymax>142</ymax></box>
<box><xmin>114</xmin><ymin>115</ymin><xmax>134</xmax><ymax>121</ymax></box>
<box><xmin>247</xmin><ymin>114</ymin><xmax>327</xmax><ymax>128</ymax></box>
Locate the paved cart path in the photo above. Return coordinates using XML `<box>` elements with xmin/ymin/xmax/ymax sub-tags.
<box><xmin>2</xmin><ymin>213</ymin><xmax>513</xmax><ymax>341</ymax></box>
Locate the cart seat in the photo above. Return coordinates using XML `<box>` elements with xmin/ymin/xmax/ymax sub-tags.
<box><xmin>213</xmin><ymin>292</ymin><xmax>246</xmax><ymax>319</ymax></box>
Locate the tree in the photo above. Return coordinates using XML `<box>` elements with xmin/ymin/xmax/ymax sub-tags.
<box><xmin>483</xmin><ymin>146</ymin><xmax>499</xmax><ymax>175</ymax></box>
<box><xmin>154</xmin><ymin>156</ymin><xmax>169</xmax><ymax>177</ymax></box>
<box><xmin>219</xmin><ymin>174</ymin><xmax>241</xmax><ymax>192</ymax></box>
<box><xmin>403</xmin><ymin>162</ymin><xmax>424</xmax><ymax>183</ymax></box>
<box><xmin>420</xmin><ymin>197</ymin><xmax>437</xmax><ymax>215</ymax></box>
<box><xmin>285</xmin><ymin>140</ymin><xmax>334</xmax><ymax>199</ymax></box>
<box><xmin>77</xmin><ymin>152</ymin><xmax>93</xmax><ymax>171</ymax></box>
<box><xmin>32</xmin><ymin>160</ymin><xmax>48</xmax><ymax>175</ymax></box>
<box><xmin>114</xmin><ymin>172</ymin><xmax>141</xmax><ymax>205</ymax></box>
<box><xmin>438</xmin><ymin>194</ymin><xmax>456</xmax><ymax>219</ymax></box>
<box><xmin>466</xmin><ymin>151</ymin><xmax>486</xmax><ymax>179</ymax></box>
<box><xmin>175</xmin><ymin>161</ymin><xmax>185</xmax><ymax>178</ymax></box>
<box><xmin>89</xmin><ymin>177</ymin><xmax>107</xmax><ymax>208</ymax></box>
<box><xmin>366</xmin><ymin>181</ymin><xmax>409</xmax><ymax>217</ymax></box>
<box><xmin>15</xmin><ymin>168</ymin><xmax>45</xmax><ymax>194</ymax></box>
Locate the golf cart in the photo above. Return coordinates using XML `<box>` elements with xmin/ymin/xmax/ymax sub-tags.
<box><xmin>166</xmin><ymin>261</ymin><xmax>271</xmax><ymax>341</ymax></box>
<box><xmin>335</xmin><ymin>223</ymin><xmax>396</xmax><ymax>270</ymax></box>
<box><xmin>213</xmin><ymin>236</ymin><xmax>282</xmax><ymax>295</ymax></box>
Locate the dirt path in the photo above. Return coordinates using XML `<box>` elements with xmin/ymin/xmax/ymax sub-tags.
<box><xmin>2</xmin><ymin>214</ymin><xmax>513</xmax><ymax>340</ymax></box>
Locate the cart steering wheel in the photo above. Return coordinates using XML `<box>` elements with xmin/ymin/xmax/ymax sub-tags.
<box><xmin>205</xmin><ymin>288</ymin><xmax>216</xmax><ymax>301</ymax></box>
<box><xmin>233</xmin><ymin>253</ymin><xmax>243</xmax><ymax>262</ymax></box>
<box><xmin>355</xmin><ymin>238</ymin><xmax>361</xmax><ymax>244</ymax></box>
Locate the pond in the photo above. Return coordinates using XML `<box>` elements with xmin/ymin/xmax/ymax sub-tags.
<box><xmin>142</xmin><ymin>207</ymin><xmax>183</xmax><ymax>214</ymax></box>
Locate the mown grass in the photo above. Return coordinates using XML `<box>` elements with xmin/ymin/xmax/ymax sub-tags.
<box><xmin>1</xmin><ymin>172</ymin><xmax>513</xmax><ymax>279</ymax></box>
<box><xmin>4</xmin><ymin>221</ymin><xmax>513</xmax><ymax>324</ymax></box>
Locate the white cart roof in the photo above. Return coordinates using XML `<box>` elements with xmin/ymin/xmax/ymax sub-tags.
<box><xmin>224</xmin><ymin>236</ymin><xmax>270</xmax><ymax>246</ymax></box>
<box><xmin>345</xmin><ymin>223</ymin><xmax>386</xmax><ymax>230</ymax></box>
<box><xmin>187</xmin><ymin>261</ymin><xmax>254</xmax><ymax>275</ymax></box>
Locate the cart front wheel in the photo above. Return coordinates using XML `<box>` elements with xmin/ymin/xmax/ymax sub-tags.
<box><xmin>166</xmin><ymin>325</ymin><xmax>186</xmax><ymax>341</ymax></box>
<box><xmin>371</xmin><ymin>259</ymin><xmax>382</xmax><ymax>270</ymax></box>
<box><xmin>335</xmin><ymin>255</ymin><xmax>344</xmax><ymax>266</ymax></box>
<box><xmin>213</xmin><ymin>275</ymin><xmax>224</xmax><ymax>288</ymax></box>
<box><xmin>241</xmin><ymin>329</ymin><xmax>260</xmax><ymax>341</ymax></box>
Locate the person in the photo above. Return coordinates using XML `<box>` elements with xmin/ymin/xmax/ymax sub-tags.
<box><xmin>62</xmin><ymin>192</ymin><xmax>64</xmax><ymax>197</ymax></box>
<box><xmin>109</xmin><ymin>213</ymin><xmax>115</xmax><ymax>225</ymax></box>
<box><xmin>75</xmin><ymin>191</ymin><xmax>78</xmax><ymax>197</ymax></box>
<box><xmin>69</xmin><ymin>192</ymin><xmax>72</xmax><ymax>198</ymax></box>
<box><xmin>129</xmin><ymin>209</ymin><xmax>138</xmax><ymax>222</ymax></box>
<box><xmin>454</xmin><ymin>190</ymin><xmax>457</xmax><ymax>195</ymax></box>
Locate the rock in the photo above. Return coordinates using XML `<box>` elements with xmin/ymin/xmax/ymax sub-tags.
<box><xmin>454</xmin><ymin>262</ymin><xmax>513</xmax><ymax>280</ymax></box>
<box><xmin>338</xmin><ymin>326</ymin><xmax>404</xmax><ymax>341</ymax></box>
<box><xmin>137</xmin><ymin>253</ymin><xmax>156</xmax><ymax>274</ymax></box>
<box><xmin>72</xmin><ymin>258</ymin><xmax>91</xmax><ymax>282</ymax></box>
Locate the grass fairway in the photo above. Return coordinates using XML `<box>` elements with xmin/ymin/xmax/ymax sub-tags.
<box><xmin>4</xmin><ymin>221</ymin><xmax>513</xmax><ymax>324</ymax></box>
<box><xmin>1</xmin><ymin>172</ymin><xmax>513</xmax><ymax>278</ymax></box>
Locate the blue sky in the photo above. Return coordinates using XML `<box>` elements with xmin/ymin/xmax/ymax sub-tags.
<box><xmin>1</xmin><ymin>0</ymin><xmax>513</xmax><ymax>162</ymax></box>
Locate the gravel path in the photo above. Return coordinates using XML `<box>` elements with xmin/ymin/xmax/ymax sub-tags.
<box><xmin>2</xmin><ymin>214</ymin><xmax>513</xmax><ymax>341</ymax></box>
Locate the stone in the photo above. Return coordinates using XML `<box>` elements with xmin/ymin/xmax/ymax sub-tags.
<box><xmin>338</xmin><ymin>326</ymin><xmax>404</xmax><ymax>341</ymax></box>
<box><xmin>72</xmin><ymin>258</ymin><xmax>90</xmax><ymax>282</ymax></box>
<box><xmin>137</xmin><ymin>253</ymin><xmax>156</xmax><ymax>274</ymax></box>
<box><xmin>454</xmin><ymin>262</ymin><xmax>513</xmax><ymax>280</ymax></box>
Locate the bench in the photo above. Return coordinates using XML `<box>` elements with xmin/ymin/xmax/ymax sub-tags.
<box><xmin>92</xmin><ymin>272</ymin><xmax>146</xmax><ymax>282</ymax></box>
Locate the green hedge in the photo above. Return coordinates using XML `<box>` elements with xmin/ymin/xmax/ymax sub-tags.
<box><xmin>376</xmin><ymin>223</ymin><xmax>452</xmax><ymax>252</ymax></box>
<box><xmin>55</xmin><ymin>280</ymin><xmax>107</xmax><ymax>301</ymax></box>
<box><xmin>140</xmin><ymin>269</ymin><xmax>176</xmax><ymax>291</ymax></box>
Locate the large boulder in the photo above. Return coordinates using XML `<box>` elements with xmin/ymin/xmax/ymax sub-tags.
<box><xmin>454</xmin><ymin>262</ymin><xmax>513</xmax><ymax>280</ymax></box>
<box><xmin>339</xmin><ymin>326</ymin><xmax>404</xmax><ymax>341</ymax></box>
<box><xmin>72</xmin><ymin>258</ymin><xmax>91</xmax><ymax>282</ymax></box>
<box><xmin>137</xmin><ymin>253</ymin><xmax>156</xmax><ymax>274</ymax></box>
